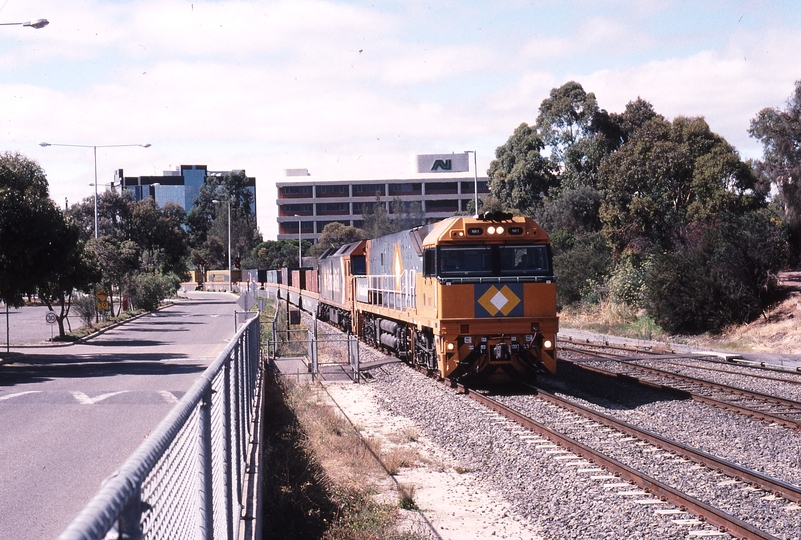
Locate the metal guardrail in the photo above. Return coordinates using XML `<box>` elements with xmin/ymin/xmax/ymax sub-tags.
<box><xmin>56</xmin><ymin>315</ymin><xmax>263</xmax><ymax>540</ymax></box>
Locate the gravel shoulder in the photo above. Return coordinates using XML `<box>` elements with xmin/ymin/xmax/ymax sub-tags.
<box><xmin>323</xmin><ymin>380</ymin><xmax>544</xmax><ymax>540</ymax></box>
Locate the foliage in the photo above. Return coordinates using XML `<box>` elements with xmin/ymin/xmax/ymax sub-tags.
<box><xmin>253</xmin><ymin>239</ymin><xmax>310</xmax><ymax>269</ymax></box>
<box><xmin>312</xmin><ymin>222</ymin><xmax>367</xmax><ymax>255</ymax></box>
<box><xmin>128</xmin><ymin>199</ymin><xmax>190</xmax><ymax>277</ymax></box>
<box><xmin>552</xmin><ymin>231</ymin><xmax>613</xmax><ymax>308</ymax></box>
<box><xmin>644</xmin><ymin>211</ymin><xmax>787</xmax><ymax>334</ymax></box>
<box><xmin>607</xmin><ymin>255</ymin><xmax>651</xmax><ymax>307</ymax></box>
<box><xmin>88</xmin><ymin>236</ymin><xmax>141</xmax><ymax>316</ymax></box>
<box><xmin>749</xmin><ymin>80</ymin><xmax>801</xmax><ymax>260</ymax></box>
<box><xmin>0</xmin><ymin>152</ymin><xmax>88</xmax><ymax>308</ymax></box>
<box><xmin>598</xmin><ymin>115</ymin><xmax>765</xmax><ymax>255</ymax></box>
<box><xmin>487</xmin><ymin>123</ymin><xmax>557</xmax><ymax>212</ymax></box>
<box><xmin>535</xmin><ymin>81</ymin><xmax>615</xmax><ymax>191</ymax></box>
<box><xmin>72</xmin><ymin>294</ymin><xmax>97</xmax><ymax>326</ymax></box>
<box><xmin>37</xmin><ymin>224</ymin><xmax>102</xmax><ymax>337</ymax></box>
<box><xmin>185</xmin><ymin>170</ymin><xmax>261</xmax><ymax>267</ymax></box>
<box><xmin>535</xmin><ymin>185</ymin><xmax>603</xmax><ymax>235</ymax></box>
<box><xmin>127</xmin><ymin>272</ymin><xmax>180</xmax><ymax>312</ymax></box>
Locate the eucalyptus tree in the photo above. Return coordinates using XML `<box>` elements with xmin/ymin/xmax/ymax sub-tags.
<box><xmin>487</xmin><ymin>123</ymin><xmax>557</xmax><ymax>212</ymax></box>
<box><xmin>749</xmin><ymin>80</ymin><xmax>801</xmax><ymax>260</ymax></box>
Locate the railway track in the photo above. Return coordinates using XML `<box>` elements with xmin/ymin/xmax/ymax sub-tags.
<box><xmin>559</xmin><ymin>343</ymin><xmax>801</xmax><ymax>430</ymax></box>
<box><xmin>450</xmin><ymin>380</ymin><xmax>799</xmax><ymax>540</ymax></box>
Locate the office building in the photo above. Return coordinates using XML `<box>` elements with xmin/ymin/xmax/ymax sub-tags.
<box><xmin>117</xmin><ymin>165</ymin><xmax>256</xmax><ymax>215</ymax></box>
<box><xmin>276</xmin><ymin>153</ymin><xmax>490</xmax><ymax>242</ymax></box>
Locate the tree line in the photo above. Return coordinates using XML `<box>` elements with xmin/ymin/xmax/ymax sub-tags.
<box><xmin>484</xmin><ymin>80</ymin><xmax>800</xmax><ymax>334</ymax></box>
<box><xmin>0</xmin><ymin>158</ymin><xmax>262</xmax><ymax>338</ymax></box>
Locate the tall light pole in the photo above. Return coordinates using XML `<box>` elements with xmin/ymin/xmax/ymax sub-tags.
<box><xmin>39</xmin><ymin>142</ymin><xmax>151</xmax><ymax>238</ymax></box>
<box><xmin>213</xmin><ymin>199</ymin><xmax>232</xmax><ymax>292</ymax></box>
<box><xmin>294</xmin><ymin>214</ymin><xmax>302</xmax><ymax>268</ymax></box>
<box><xmin>0</xmin><ymin>19</ymin><xmax>49</xmax><ymax>29</ymax></box>
<box><xmin>464</xmin><ymin>150</ymin><xmax>479</xmax><ymax>217</ymax></box>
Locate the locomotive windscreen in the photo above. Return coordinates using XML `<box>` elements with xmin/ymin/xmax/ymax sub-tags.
<box><xmin>438</xmin><ymin>244</ymin><xmax>551</xmax><ymax>277</ymax></box>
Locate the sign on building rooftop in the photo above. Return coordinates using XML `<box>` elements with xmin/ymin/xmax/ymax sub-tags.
<box><xmin>415</xmin><ymin>153</ymin><xmax>470</xmax><ymax>174</ymax></box>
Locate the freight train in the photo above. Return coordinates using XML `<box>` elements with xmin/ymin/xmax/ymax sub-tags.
<box><xmin>262</xmin><ymin>214</ymin><xmax>559</xmax><ymax>381</ymax></box>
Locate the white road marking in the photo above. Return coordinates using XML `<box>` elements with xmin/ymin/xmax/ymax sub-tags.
<box><xmin>70</xmin><ymin>391</ymin><xmax>129</xmax><ymax>405</ymax></box>
<box><xmin>158</xmin><ymin>391</ymin><xmax>179</xmax><ymax>403</ymax></box>
<box><xmin>0</xmin><ymin>391</ymin><xmax>42</xmax><ymax>401</ymax></box>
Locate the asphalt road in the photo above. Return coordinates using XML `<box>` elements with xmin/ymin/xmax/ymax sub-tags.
<box><xmin>0</xmin><ymin>303</ymin><xmax>85</xmax><ymax>347</ymax></box>
<box><xmin>0</xmin><ymin>291</ymin><xmax>241</xmax><ymax>540</ymax></box>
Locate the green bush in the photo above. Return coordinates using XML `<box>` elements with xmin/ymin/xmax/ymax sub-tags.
<box><xmin>643</xmin><ymin>211</ymin><xmax>787</xmax><ymax>334</ymax></box>
<box><xmin>607</xmin><ymin>255</ymin><xmax>651</xmax><ymax>307</ymax></box>
<box><xmin>72</xmin><ymin>294</ymin><xmax>96</xmax><ymax>326</ymax></box>
<box><xmin>128</xmin><ymin>273</ymin><xmax>180</xmax><ymax>312</ymax></box>
<box><xmin>552</xmin><ymin>231</ymin><xmax>612</xmax><ymax>308</ymax></box>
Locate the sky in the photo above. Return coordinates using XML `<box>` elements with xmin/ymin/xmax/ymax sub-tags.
<box><xmin>2</xmin><ymin>0</ymin><xmax>801</xmax><ymax>239</ymax></box>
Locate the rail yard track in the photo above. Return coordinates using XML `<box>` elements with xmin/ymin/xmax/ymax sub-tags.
<box><xmin>458</xmin><ymin>382</ymin><xmax>800</xmax><ymax>539</ymax></box>
<box><xmin>559</xmin><ymin>341</ymin><xmax>801</xmax><ymax>430</ymax></box>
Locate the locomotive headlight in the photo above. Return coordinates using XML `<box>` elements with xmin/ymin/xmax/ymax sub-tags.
<box><xmin>543</xmin><ymin>339</ymin><xmax>553</xmax><ymax>350</ymax></box>
<box><xmin>495</xmin><ymin>226</ymin><xmax>504</xmax><ymax>234</ymax></box>
<box><xmin>446</xmin><ymin>342</ymin><xmax>455</xmax><ymax>351</ymax></box>
<box><xmin>487</xmin><ymin>226</ymin><xmax>496</xmax><ymax>234</ymax></box>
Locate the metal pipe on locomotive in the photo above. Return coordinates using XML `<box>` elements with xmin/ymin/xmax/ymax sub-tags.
<box><xmin>265</xmin><ymin>214</ymin><xmax>559</xmax><ymax>381</ymax></box>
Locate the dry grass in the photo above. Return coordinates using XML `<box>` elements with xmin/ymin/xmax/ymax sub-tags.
<box><xmin>560</xmin><ymin>281</ymin><xmax>801</xmax><ymax>354</ymax></box>
<box><xmin>264</xmin><ymin>378</ymin><xmax>429</xmax><ymax>540</ymax></box>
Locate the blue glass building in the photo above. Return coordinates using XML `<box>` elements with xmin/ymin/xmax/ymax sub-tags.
<box><xmin>117</xmin><ymin>165</ymin><xmax>256</xmax><ymax>215</ymax></box>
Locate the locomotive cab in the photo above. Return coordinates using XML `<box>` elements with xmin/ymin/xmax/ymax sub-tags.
<box><xmin>419</xmin><ymin>215</ymin><xmax>559</xmax><ymax>381</ymax></box>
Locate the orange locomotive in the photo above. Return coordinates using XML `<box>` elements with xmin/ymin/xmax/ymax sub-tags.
<box><xmin>317</xmin><ymin>214</ymin><xmax>558</xmax><ymax>380</ymax></box>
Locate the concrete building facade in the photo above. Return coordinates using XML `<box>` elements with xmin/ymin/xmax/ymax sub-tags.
<box><xmin>276</xmin><ymin>154</ymin><xmax>490</xmax><ymax>242</ymax></box>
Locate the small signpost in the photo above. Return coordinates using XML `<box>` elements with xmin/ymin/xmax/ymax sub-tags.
<box><xmin>96</xmin><ymin>289</ymin><xmax>109</xmax><ymax>312</ymax></box>
<box><xmin>45</xmin><ymin>311</ymin><xmax>57</xmax><ymax>340</ymax></box>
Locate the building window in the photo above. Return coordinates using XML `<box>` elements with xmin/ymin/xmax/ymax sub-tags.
<box><xmin>316</xmin><ymin>203</ymin><xmax>349</xmax><ymax>215</ymax></box>
<box><xmin>282</xmin><ymin>204</ymin><xmax>313</xmax><ymax>215</ymax></box>
<box><xmin>426</xmin><ymin>199</ymin><xmax>459</xmax><ymax>212</ymax></box>
<box><xmin>425</xmin><ymin>182</ymin><xmax>458</xmax><ymax>194</ymax></box>
<box><xmin>282</xmin><ymin>185</ymin><xmax>312</xmax><ymax>197</ymax></box>
<box><xmin>461</xmin><ymin>181</ymin><xmax>489</xmax><ymax>194</ymax></box>
<box><xmin>315</xmin><ymin>185</ymin><xmax>349</xmax><ymax>197</ymax></box>
<box><xmin>352</xmin><ymin>184</ymin><xmax>386</xmax><ymax>197</ymax></box>
<box><xmin>389</xmin><ymin>183</ymin><xmax>421</xmax><ymax>196</ymax></box>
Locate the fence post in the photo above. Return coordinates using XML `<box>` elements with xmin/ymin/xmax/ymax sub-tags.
<box><xmin>198</xmin><ymin>387</ymin><xmax>214</xmax><ymax>540</ymax></box>
<box><xmin>116</xmin><ymin>486</ymin><xmax>144</xmax><ymax>540</ymax></box>
<box><xmin>223</xmin><ymin>356</ymin><xmax>235</xmax><ymax>540</ymax></box>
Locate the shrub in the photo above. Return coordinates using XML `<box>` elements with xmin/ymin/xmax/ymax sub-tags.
<box><xmin>643</xmin><ymin>211</ymin><xmax>787</xmax><ymax>334</ymax></box>
<box><xmin>553</xmin><ymin>231</ymin><xmax>613</xmax><ymax>308</ymax></box>
<box><xmin>607</xmin><ymin>255</ymin><xmax>651</xmax><ymax>307</ymax></box>
<box><xmin>72</xmin><ymin>294</ymin><xmax>96</xmax><ymax>326</ymax></box>
<box><xmin>127</xmin><ymin>273</ymin><xmax>179</xmax><ymax>312</ymax></box>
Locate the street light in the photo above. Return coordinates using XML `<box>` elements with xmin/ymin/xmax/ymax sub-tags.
<box><xmin>212</xmin><ymin>198</ymin><xmax>232</xmax><ymax>292</ymax></box>
<box><xmin>464</xmin><ymin>150</ymin><xmax>479</xmax><ymax>217</ymax></box>
<box><xmin>294</xmin><ymin>214</ymin><xmax>302</xmax><ymax>268</ymax></box>
<box><xmin>0</xmin><ymin>19</ymin><xmax>49</xmax><ymax>29</ymax></box>
<box><xmin>39</xmin><ymin>142</ymin><xmax>151</xmax><ymax>238</ymax></box>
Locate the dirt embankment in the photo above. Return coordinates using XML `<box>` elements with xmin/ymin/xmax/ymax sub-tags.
<box><xmin>701</xmin><ymin>271</ymin><xmax>801</xmax><ymax>354</ymax></box>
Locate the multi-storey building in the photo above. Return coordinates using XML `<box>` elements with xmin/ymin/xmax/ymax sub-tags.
<box><xmin>276</xmin><ymin>154</ymin><xmax>490</xmax><ymax>242</ymax></box>
<box><xmin>117</xmin><ymin>164</ymin><xmax>256</xmax><ymax>215</ymax></box>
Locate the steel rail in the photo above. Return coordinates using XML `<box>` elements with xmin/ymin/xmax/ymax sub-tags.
<box><xmin>451</xmin><ymin>382</ymin><xmax>781</xmax><ymax>540</ymax></box>
<box><xmin>561</xmin><ymin>345</ymin><xmax>801</xmax><ymax>430</ymax></box>
<box><xmin>522</xmin><ymin>384</ymin><xmax>801</xmax><ymax>504</ymax></box>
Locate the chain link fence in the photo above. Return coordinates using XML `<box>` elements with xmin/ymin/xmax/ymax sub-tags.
<box><xmin>56</xmin><ymin>315</ymin><xmax>263</xmax><ymax>540</ymax></box>
<box><xmin>267</xmin><ymin>295</ymin><xmax>361</xmax><ymax>382</ymax></box>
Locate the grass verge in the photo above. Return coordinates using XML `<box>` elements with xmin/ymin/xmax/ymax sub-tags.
<box><xmin>260</xmin><ymin>372</ymin><xmax>429</xmax><ymax>540</ymax></box>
